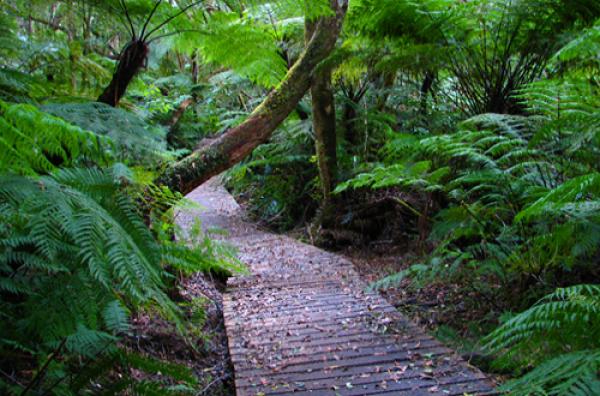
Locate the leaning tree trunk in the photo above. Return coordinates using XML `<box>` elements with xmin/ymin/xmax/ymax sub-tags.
<box><xmin>156</xmin><ymin>1</ymin><xmax>348</xmax><ymax>194</ymax></box>
<box><xmin>98</xmin><ymin>39</ymin><xmax>148</xmax><ymax>107</ymax></box>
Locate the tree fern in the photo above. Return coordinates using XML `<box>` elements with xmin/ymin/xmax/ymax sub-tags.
<box><xmin>517</xmin><ymin>79</ymin><xmax>600</xmax><ymax>164</ymax></box>
<box><xmin>42</xmin><ymin>101</ymin><xmax>170</xmax><ymax>165</ymax></box>
<box><xmin>172</xmin><ymin>11</ymin><xmax>287</xmax><ymax>88</ymax></box>
<box><xmin>0</xmin><ymin>165</ymin><xmax>241</xmax><ymax>394</ymax></box>
<box><xmin>516</xmin><ymin>173</ymin><xmax>600</xmax><ymax>221</ymax></box>
<box><xmin>0</xmin><ymin>68</ymin><xmax>46</xmax><ymax>103</ymax></box>
<box><xmin>484</xmin><ymin>285</ymin><xmax>600</xmax><ymax>395</ymax></box>
<box><xmin>0</xmin><ymin>100</ymin><xmax>111</xmax><ymax>175</ymax></box>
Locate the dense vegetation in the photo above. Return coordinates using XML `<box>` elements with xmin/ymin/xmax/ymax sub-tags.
<box><xmin>0</xmin><ymin>0</ymin><xmax>599</xmax><ymax>395</ymax></box>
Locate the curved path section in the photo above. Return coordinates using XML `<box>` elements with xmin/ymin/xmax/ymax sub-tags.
<box><xmin>185</xmin><ymin>179</ymin><xmax>497</xmax><ymax>396</ymax></box>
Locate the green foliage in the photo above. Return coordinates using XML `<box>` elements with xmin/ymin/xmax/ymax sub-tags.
<box><xmin>2</xmin><ymin>0</ymin><xmax>600</xmax><ymax>393</ymax></box>
<box><xmin>335</xmin><ymin>29</ymin><xmax>600</xmax><ymax>390</ymax></box>
<box><xmin>554</xmin><ymin>19</ymin><xmax>600</xmax><ymax>70</ymax></box>
<box><xmin>174</xmin><ymin>11</ymin><xmax>287</xmax><ymax>88</ymax></box>
<box><xmin>335</xmin><ymin>160</ymin><xmax>448</xmax><ymax>193</ymax></box>
<box><xmin>484</xmin><ymin>285</ymin><xmax>600</xmax><ymax>395</ymax></box>
<box><xmin>42</xmin><ymin>102</ymin><xmax>171</xmax><ymax>165</ymax></box>
<box><xmin>0</xmin><ymin>68</ymin><xmax>46</xmax><ymax>103</ymax></box>
<box><xmin>518</xmin><ymin>79</ymin><xmax>600</xmax><ymax>164</ymax></box>
<box><xmin>0</xmin><ymin>100</ymin><xmax>111</xmax><ymax>175</ymax></box>
<box><xmin>0</xmin><ymin>165</ymin><xmax>239</xmax><ymax>394</ymax></box>
<box><xmin>227</xmin><ymin>117</ymin><xmax>319</xmax><ymax>229</ymax></box>
<box><xmin>0</xmin><ymin>11</ymin><xmax>19</xmax><ymax>60</ymax></box>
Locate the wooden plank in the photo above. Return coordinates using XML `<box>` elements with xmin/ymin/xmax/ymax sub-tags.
<box><xmin>187</xmin><ymin>180</ymin><xmax>497</xmax><ymax>396</ymax></box>
<box><xmin>239</xmin><ymin>366</ymin><xmax>491</xmax><ymax>395</ymax></box>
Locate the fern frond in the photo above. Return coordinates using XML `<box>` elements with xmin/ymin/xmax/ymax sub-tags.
<box><xmin>503</xmin><ymin>350</ymin><xmax>600</xmax><ymax>396</ymax></box>
<box><xmin>0</xmin><ymin>101</ymin><xmax>111</xmax><ymax>175</ymax></box>
<box><xmin>516</xmin><ymin>173</ymin><xmax>600</xmax><ymax>221</ymax></box>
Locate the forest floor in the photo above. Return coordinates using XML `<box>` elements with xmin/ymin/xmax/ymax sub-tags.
<box><xmin>340</xmin><ymin>246</ymin><xmax>499</xmax><ymax>372</ymax></box>
<box><xmin>125</xmin><ymin>271</ymin><xmax>236</xmax><ymax>395</ymax></box>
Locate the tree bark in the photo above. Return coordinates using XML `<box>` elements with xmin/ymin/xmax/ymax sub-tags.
<box><xmin>343</xmin><ymin>101</ymin><xmax>358</xmax><ymax>145</ymax></box>
<box><xmin>419</xmin><ymin>70</ymin><xmax>435</xmax><ymax>117</ymax></box>
<box><xmin>156</xmin><ymin>1</ymin><xmax>348</xmax><ymax>194</ymax></box>
<box><xmin>191</xmin><ymin>50</ymin><xmax>199</xmax><ymax>84</ymax></box>
<box><xmin>98</xmin><ymin>40</ymin><xmax>148</xmax><ymax>107</ymax></box>
<box><xmin>305</xmin><ymin>20</ymin><xmax>337</xmax><ymax>202</ymax></box>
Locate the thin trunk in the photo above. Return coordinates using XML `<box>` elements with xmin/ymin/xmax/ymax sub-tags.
<box><xmin>375</xmin><ymin>71</ymin><xmax>395</xmax><ymax>112</ymax></box>
<box><xmin>191</xmin><ymin>50</ymin><xmax>199</xmax><ymax>84</ymax></box>
<box><xmin>98</xmin><ymin>40</ymin><xmax>148</xmax><ymax>107</ymax></box>
<box><xmin>166</xmin><ymin>97</ymin><xmax>195</xmax><ymax>147</ymax></box>
<box><xmin>343</xmin><ymin>100</ymin><xmax>358</xmax><ymax>147</ymax></box>
<box><xmin>176</xmin><ymin>52</ymin><xmax>185</xmax><ymax>72</ymax></box>
<box><xmin>156</xmin><ymin>2</ymin><xmax>348</xmax><ymax>194</ymax></box>
<box><xmin>419</xmin><ymin>70</ymin><xmax>435</xmax><ymax>116</ymax></box>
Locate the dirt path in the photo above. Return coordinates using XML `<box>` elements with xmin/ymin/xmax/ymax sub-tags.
<box><xmin>185</xmin><ymin>179</ymin><xmax>497</xmax><ymax>396</ymax></box>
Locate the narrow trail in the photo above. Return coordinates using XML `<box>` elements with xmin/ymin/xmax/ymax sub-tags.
<box><xmin>185</xmin><ymin>179</ymin><xmax>497</xmax><ymax>396</ymax></box>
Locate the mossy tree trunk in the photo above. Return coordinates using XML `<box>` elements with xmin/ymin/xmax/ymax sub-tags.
<box><xmin>305</xmin><ymin>20</ymin><xmax>337</xmax><ymax>203</ymax></box>
<box><xmin>156</xmin><ymin>1</ymin><xmax>348</xmax><ymax>194</ymax></box>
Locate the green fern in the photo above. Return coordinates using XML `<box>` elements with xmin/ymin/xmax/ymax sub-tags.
<box><xmin>173</xmin><ymin>11</ymin><xmax>287</xmax><ymax>88</ymax></box>
<box><xmin>0</xmin><ymin>165</ymin><xmax>240</xmax><ymax>394</ymax></box>
<box><xmin>42</xmin><ymin>102</ymin><xmax>170</xmax><ymax>165</ymax></box>
<box><xmin>0</xmin><ymin>100</ymin><xmax>111</xmax><ymax>175</ymax></box>
<box><xmin>516</xmin><ymin>173</ymin><xmax>600</xmax><ymax>222</ymax></box>
<box><xmin>485</xmin><ymin>285</ymin><xmax>600</xmax><ymax>395</ymax></box>
<box><xmin>0</xmin><ymin>68</ymin><xmax>46</xmax><ymax>103</ymax></box>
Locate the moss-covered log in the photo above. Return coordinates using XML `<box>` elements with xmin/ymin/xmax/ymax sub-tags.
<box><xmin>156</xmin><ymin>1</ymin><xmax>348</xmax><ymax>195</ymax></box>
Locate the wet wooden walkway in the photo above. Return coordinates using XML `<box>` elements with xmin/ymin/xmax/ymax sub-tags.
<box><xmin>185</xmin><ymin>179</ymin><xmax>497</xmax><ymax>396</ymax></box>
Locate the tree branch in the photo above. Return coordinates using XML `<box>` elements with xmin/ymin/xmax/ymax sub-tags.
<box><xmin>155</xmin><ymin>1</ymin><xmax>348</xmax><ymax>194</ymax></box>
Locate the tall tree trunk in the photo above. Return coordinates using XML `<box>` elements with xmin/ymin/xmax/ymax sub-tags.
<box><xmin>305</xmin><ymin>20</ymin><xmax>337</xmax><ymax>204</ymax></box>
<box><xmin>156</xmin><ymin>2</ymin><xmax>348</xmax><ymax>194</ymax></box>
<box><xmin>98</xmin><ymin>40</ymin><xmax>148</xmax><ymax>107</ymax></box>
<box><xmin>191</xmin><ymin>50</ymin><xmax>199</xmax><ymax>84</ymax></box>
<box><xmin>343</xmin><ymin>102</ymin><xmax>358</xmax><ymax>144</ymax></box>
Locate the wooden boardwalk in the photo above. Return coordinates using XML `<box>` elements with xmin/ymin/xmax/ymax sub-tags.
<box><xmin>185</xmin><ymin>180</ymin><xmax>497</xmax><ymax>396</ymax></box>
